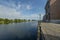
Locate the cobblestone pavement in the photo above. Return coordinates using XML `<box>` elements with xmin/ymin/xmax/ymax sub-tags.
<box><xmin>41</xmin><ymin>22</ymin><xmax>60</xmax><ymax>40</ymax></box>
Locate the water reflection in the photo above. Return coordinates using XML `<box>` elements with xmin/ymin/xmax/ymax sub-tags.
<box><xmin>0</xmin><ymin>21</ymin><xmax>38</xmax><ymax>40</ymax></box>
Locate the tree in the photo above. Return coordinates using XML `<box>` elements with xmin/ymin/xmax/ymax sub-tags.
<box><xmin>4</xmin><ymin>19</ymin><xmax>10</xmax><ymax>24</ymax></box>
<box><xmin>0</xmin><ymin>18</ymin><xmax>4</xmax><ymax>21</ymax></box>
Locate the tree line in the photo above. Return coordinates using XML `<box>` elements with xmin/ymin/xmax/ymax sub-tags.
<box><xmin>0</xmin><ymin>18</ymin><xmax>31</xmax><ymax>24</ymax></box>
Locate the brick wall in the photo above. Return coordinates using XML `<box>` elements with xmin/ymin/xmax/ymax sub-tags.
<box><xmin>50</xmin><ymin>0</ymin><xmax>60</xmax><ymax>20</ymax></box>
<box><xmin>44</xmin><ymin>0</ymin><xmax>60</xmax><ymax>23</ymax></box>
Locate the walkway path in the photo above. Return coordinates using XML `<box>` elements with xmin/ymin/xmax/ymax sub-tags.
<box><xmin>41</xmin><ymin>22</ymin><xmax>60</xmax><ymax>40</ymax></box>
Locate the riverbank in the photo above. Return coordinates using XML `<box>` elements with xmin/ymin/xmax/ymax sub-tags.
<box><xmin>37</xmin><ymin>21</ymin><xmax>45</xmax><ymax>40</ymax></box>
<box><xmin>40</xmin><ymin>22</ymin><xmax>60</xmax><ymax>40</ymax></box>
<box><xmin>0</xmin><ymin>18</ymin><xmax>33</xmax><ymax>24</ymax></box>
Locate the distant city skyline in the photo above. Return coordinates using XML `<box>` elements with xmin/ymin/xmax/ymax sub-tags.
<box><xmin>0</xmin><ymin>0</ymin><xmax>47</xmax><ymax>20</ymax></box>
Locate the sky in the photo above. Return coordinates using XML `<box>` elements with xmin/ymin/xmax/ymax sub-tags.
<box><xmin>0</xmin><ymin>0</ymin><xmax>47</xmax><ymax>20</ymax></box>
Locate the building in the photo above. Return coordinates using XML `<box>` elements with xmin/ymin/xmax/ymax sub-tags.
<box><xmin>45</xmin><ymin>0</ymin><xmax>60</xmax><ymax>23</ymax></box>
<box><xmin>43</xmin><ymin>15</ymin><xmax>46</xmax><ymax>22</ymax></box>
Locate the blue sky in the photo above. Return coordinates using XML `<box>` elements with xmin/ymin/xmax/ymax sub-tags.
<box><xmin>0</xmin><ymin>0</ymin><xmax>47</xmax><ymax>20</ymax></box>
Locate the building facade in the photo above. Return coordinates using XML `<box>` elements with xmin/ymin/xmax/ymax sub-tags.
<box><xmin>45</xmin><ymin>0</ymin><xmax>60</xmax><ymax>23</ymax></box>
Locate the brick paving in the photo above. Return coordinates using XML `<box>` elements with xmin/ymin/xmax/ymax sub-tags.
<box><xmin>41</xmin><ymin>22</ymin><xmax>60</xmax><ymax>40</ymax></box>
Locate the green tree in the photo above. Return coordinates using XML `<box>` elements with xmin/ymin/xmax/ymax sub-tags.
<box><xmin>0</xmin><ymin>18</ymin><xmax>4</xmax><ymax>21</ymax></box>
<box><xmin>4</xmin><ymin>19</ymin><xmax>10</xmax><ymax>24</ymax></box>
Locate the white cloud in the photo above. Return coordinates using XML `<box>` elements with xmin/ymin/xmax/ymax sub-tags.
<box><xmin>0</xmin><ymin>5</ymin><xmax>38</xmax><ymax>20</ymax></box>
<box><xmin>26</xmin><ymin>5</ymin><xmax>31</xmax><ymax>10</ymax></box>
<box><xmin>30</xmin><ymin>13</ymin><xmax>44</xmax><ymax>20</ymax></box>
<box><xmin>0</xmin><ymin>5</ymin><xmax>21</xmax><ymax>19</ymax></box>
<box><xmin>20</xmin><ymin>14</ymin><xmax>39</xmax><ymax>20</ymax></box>
<box><xmin>16</xmin><ymin>3</ymin><xmax>22</xmax><ymax>10</ymax></box>
<box><xmin>18</xmin><ymin>4</ymin><xmax>21</xmax><ymax>8</ymax></box>
<box><xmin>0</xmin><ymin>5</ymin><xmax>44</xmax><ymax>20</ymax></box>
<box><xmin>30</xmin><ymin>14</ymin><xmax>39</xmax><ymax>20</ymax></box>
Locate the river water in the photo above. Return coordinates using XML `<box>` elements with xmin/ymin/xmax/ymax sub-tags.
<box><xmin>0</xmin><ymin>21</ymin><xmax>38</xmax><ymax>40</ymax></box>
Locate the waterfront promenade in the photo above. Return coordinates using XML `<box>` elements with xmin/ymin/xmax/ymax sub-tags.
<box><xmin>40</xmin><ymin>22</ymin><xmax>60</xmax><ymax>40</ymax></box>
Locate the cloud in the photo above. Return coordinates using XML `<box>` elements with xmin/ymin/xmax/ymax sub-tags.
<box><xmin>26</xmin><ymin>5</ymin><xmax>31</xmax><ymax>10</ymax></box>
<box><xmin>30</xmin><ymin>14</ymin><xmax>39</xmax><ymax>20</ymax></box>
<box><xmin>0</xmin><ymin>0</ymin><xmax>22</xmax><ymax>10</ymax></box>
<box><xmin>16</xmin><ymin>4</ymin><xmax>22</xmax><ymax>10</ymax></box>
<box><xmin>0</xmin><ymin>5</ymin><xmax>21</xmax><ymax>19</ymax></box>
<box><xmin>30</xmin><ymin>13</ymin><xmax>44</xmax><ymax>20</ymax></box>
<box><xmin>0</xmin><ymin>5</ymin><xmax>38</xmax><ymax>20</ymax></box>
<box><xmin>17</xmin><ymin>4</ymin><xmax>21</xmax><ymax>8</ymax></box>
<box><xmin>0</xmin><ymin>5</ymin><xmax>44</xmax><ymax>20</ymax></box>
<box><xmin>20</xmin><ymin>13</ymin><xmax>41</xmax><ymax>20</ymax></box>
<box><xmin>0</xmin><ymin>0</ymin><xmax>44</xmax><ymax>20</ymax></box>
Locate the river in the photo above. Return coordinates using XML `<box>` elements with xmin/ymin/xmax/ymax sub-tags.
<box><xmin>0</xmin><ymin>21</ymin><xmax>38</xmax><ymax>40</ymax></box>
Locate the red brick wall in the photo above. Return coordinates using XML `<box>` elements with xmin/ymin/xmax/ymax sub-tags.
<box><xmin>50</xmin><ymin>0</ymin><xmax>60</xmax><ymax>20</ymax></box>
